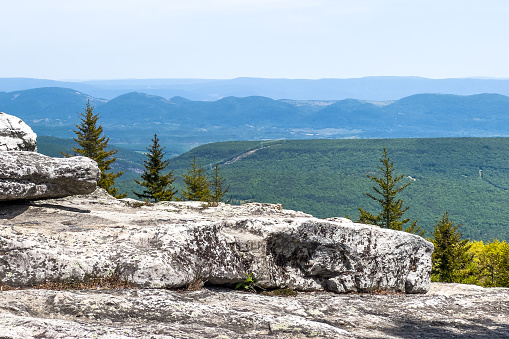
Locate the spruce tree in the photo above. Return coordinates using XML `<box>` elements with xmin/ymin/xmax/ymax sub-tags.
<box><xmin>357</xmin><ymin>147</ymin><xmax>423</xmax><ymax>235</ymax></box>
<box><xmin>210</xmin><ymin>164</ymin><xmax>230</xmax><ymax>204</ymax></box>
<box><xmin>431</xmin><ymin>211</ymin><xmax>472</xmax><ymax>282</ymax></box>
<box><xmin>133</xmin><ymin>134</ymin><xmax>177</xmax><ymax>202</ymax></box>
<box><xmin>181</xmin><ymin>157</ymin><xmax>211</xmax><ymax>201</ymax></box>
<box><xmin>63</xmin><ymin>101</ymin><xmax>126</xmax><ymax>198</ymax></box>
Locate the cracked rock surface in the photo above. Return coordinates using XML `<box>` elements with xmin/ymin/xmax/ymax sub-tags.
<box><xmin>0</xmin><ymin>112</ymin><xmax>37</xmax><ymax>152</ymax></box>
<box><xmin>0</xmin><ymin>151</ymin><xmax>100</xmax><ymax>201</ymax></box>
<box><xmin>1</xmin><ymin>189</ymin><xmax>432</xmax><ymax>293</ymax></box>
<box><xmin>0</xmin><ymin>283</ymin><xmax>508</xmax><ymax>338</ymax></box>
<box><xmin>0</xmin><ymin>190</ymin><xmax>505</xmax><ymax>338</ymax></box>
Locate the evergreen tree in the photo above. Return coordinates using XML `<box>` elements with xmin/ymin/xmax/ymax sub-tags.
<box><xmin>357</xmin><ymin>147</ymin><xmax>423</xmax><ymax>235</ymax></box>
<box><xmin>181</xmin><ymin>157</ymin><xmax>211</xmax><ymax>201</ymax></box>
<box><xmin>431</xmin><ymin>211</ymin><xmax>472</xmax><ymax>283</ymax></box>
<box><xmin>210</xmin><ymin>164</ymin><xmax>230</xmax><ymax>204</ymax></box>
<box><xmin>133</xmin><ymin>134</ymin><xmax>177</xmax><ymax>202</ymax></box>
<box><xmin>63</xmin><ymin>101</ymin><xmax>125</xmax><ymax>198</ymax></box>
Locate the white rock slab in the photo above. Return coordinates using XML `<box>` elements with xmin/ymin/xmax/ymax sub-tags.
<box><xmin>0</xmin><ymin>192</ymin><xmax>434</xmax><ymax>294</ymax></box>
<box><xmin>0</xmin><ymin>112</ymin><xmax>37</xmax><ymax>151</ymax></box>
<box><xmin>0</xmin><ymin>151</ymin><xmax>100</xmax><ymax>201</ymax></box>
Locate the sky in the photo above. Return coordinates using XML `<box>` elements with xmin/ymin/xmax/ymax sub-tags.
<box><xmin>1</xmin><ymin>0</ymin><xmax>508</xmax><ymax>80</ymax></box>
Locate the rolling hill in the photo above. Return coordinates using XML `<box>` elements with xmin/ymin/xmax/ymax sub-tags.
<box><xmin>164</xmin><ymin>138</ymin><xmax>509</xmax><ymax>243</ymax></box>
<box><xmin>3</xmin><ymin>76</ymin><xmax>509</xmax><ymax>100</ymax></box>
<box><xmin>38</xmin><ymin>136</ymin><xmax>509</xmax><ymax>243</ymax></box>
<box><xmin>3</xmin><ymin>88</ymin><xmax>509</xmax><ymax>155</ymax></box>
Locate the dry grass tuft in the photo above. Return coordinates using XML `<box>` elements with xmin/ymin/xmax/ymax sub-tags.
<box><xmin>0</xmin><ymin>273</ymin><xmax>133</xmax><ymax>291</ymax></box>
<box><xmin>260</xmin><ymin>288</ymin><xmax>298</xmax><ymax>297</ymax></box>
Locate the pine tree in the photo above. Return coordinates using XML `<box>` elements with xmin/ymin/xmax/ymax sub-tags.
<box><xmin>210</xmin><ymin>164</ymin><xmax>230</xmax><ymax>204</ymax></box>
<box><xmin>63</xmin><ymin>101</ymin><xmax>126</xmax><ymax>198</ymax></box>
<box><xmin>181</xmin><ymin>157</ymin><xmax>211</xmax><ymax>201</ymax></box>
<box><xmin>431</xmin><ymin>211</ymin><xmax>472</xmax><ymax>283</ymax></box>
<box><xmin>133</xmin><ymin>134</ymin><xmax>177</xmax><ymax>202</ymax></box>
<box><xmin>357</xmin><ymin>147</ymin><xmax>423</xmax><ymax>235</ymax></box>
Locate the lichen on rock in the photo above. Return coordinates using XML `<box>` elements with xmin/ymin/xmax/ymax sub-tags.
<box><xmin>0</xmin><ymin>112</ymin><xmax>37</xmax><ymax>152</ymax></box>
<box><xmin>0</xmin><ymin>283</ymin><xmax>508</xmax><ymax>338</ymax></box>
<box><xmin>0</xmin><ymin>151</ymin><xmax>100</xmax><ymax>201</ymax></box>
<box><xmin>0</xmin><ymin>189</ymin><xmax>433</xmax><ymax>294</ymax></box>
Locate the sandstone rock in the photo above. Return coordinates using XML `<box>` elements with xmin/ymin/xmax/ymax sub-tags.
<box><xmin>0</xmin><ymin>151</ymin><xmax>100</xmax><ymax>201</ymax></box>
<box><xmin>0</xmin><ymin>191</ymin><xmax>433</xmax><ymax>294</ymax></box>
<box><xmin>0</xmin><ymin>284</ymin><xmax>507</xmax><ymax>338</ymax></box>
<box><xmin>0</xmin><ymin>112</ymin><xmax>37</xmax><ymax>151</ymax></box>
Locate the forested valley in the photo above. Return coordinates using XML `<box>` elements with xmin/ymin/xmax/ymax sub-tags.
<box><xmin>40</xmin><ymin>136</ymin><xmax>509</xmax><ymax>243</ymax></box>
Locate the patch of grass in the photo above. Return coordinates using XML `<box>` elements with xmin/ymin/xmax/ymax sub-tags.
<box><xmin>368</xmin><ymin>288</ymin><xmax>404</xmax><ymax>295</ymax></box>
<box><xmin>184</xmin><ymin>277</ymin><xmax>206</xmax><ymax>291</ymax></box>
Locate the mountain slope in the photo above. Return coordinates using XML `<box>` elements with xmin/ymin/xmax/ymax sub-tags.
<box><xmin>302</xmin><ymin>99</ymin><xmax>386</xmax><ymax>129</ymax></box>
<box><xmin>97</xmin><ymin>92</ymin><xmax>177</xmax><ymax>123</ymax></box>
<box><xmin>380</xmin><ymin>93</ymin><xmax>509</xmax><ymax>137</ymax></box>
<box><xmin>3</xmin><ymin>88</ymin><xmax>509</xmax><ymax>153</ymax></box>
<box><xmin>169</xmin><ymin>138</ymin><xmax>509</xmax><ymax>243</ymax></box>
<box><xmin>0</xmin><ymin>87</ymin><xmax>105</xmax><ymax>122</ymax></box>
<box><xmin>38</xmin><ymin>136</ymin><xmax>509</xmax><ymax>242</ymax></box>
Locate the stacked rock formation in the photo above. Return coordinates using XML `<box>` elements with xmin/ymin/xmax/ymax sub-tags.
<box><xmin>0</xmin><ymin>112</ymin><xmax>100</xmax><ymax>200</ymax></box>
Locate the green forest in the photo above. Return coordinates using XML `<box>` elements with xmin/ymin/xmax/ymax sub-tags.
<box><xmin>160</xmin><ymin>138</ymin><xmax>509</xmax><ymax>242</ymax></box>
<box><xmin>39</xmin><ymin>136</ymin><xmax>509</xmax><ymax>243</ymax></box>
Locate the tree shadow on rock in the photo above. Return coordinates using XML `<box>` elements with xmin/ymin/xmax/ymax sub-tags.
<box><xmin>0</xmin><ymin>201</ymin><xmax>91</xmax><ymax>219</ymax></box>
<box><xmin>369</xmin><ymin>315</ymin><xmax>509</xmax><ymax>339</ymax></box>
<box><xmin>33</xmin><ymin>203</ymin><xmax>91</xmax><ymax>214</ymax></box>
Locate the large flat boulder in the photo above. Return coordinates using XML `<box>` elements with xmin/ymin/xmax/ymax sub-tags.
<box><xmin>0</xmin><ymin>190</ymin><xmax>433</xmax><ymax>294</ymax></box>
<box><xmin>0</xmin><ymin>112</ymin><xmax>37</xmax><ymax>151</ymax></box>
<box><xmin>0</xmin><ymin>151</ymin><xmax>100</xmax><ymax>201</ymax></box>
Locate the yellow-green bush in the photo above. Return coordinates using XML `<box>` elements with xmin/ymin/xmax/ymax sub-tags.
<box><xmin>467</xmin><ymin>240</ymin><xmax>509</xmax><ymax>287</ymax></box>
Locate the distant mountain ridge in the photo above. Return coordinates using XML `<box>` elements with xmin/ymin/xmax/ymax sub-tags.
<box><xmin>2</xmin><ymin>87</ymin><xmax>509</xmax><ymax>154</ymax></box>
<box><xmin>2</xmin><ymin>76</ymin><xmax>509</xmax><ymax>100</ymax></box>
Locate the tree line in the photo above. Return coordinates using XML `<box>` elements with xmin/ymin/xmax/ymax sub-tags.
<box><xmin>64</xmin><ymin>102</ymin><xmax>229</xmax><ymax>204</ymax></box>
<box><xmin>68</xmin><ymin>102</ymin><xmax>509</xmax><ymax>287</ymax></box>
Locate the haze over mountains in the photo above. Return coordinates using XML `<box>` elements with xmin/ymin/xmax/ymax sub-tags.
<box><xmin>2</xmin><ymin>81</ymin><xmax>509</xmax><ymax>154</ymax></box>
<box><xmin>2</xmin><ymin>76</ymin><xmax>509</xmax><ymax>101</ymax></box>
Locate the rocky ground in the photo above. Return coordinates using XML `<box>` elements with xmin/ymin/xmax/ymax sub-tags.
<box><xmin>0</xmin><ymin>283</ymin><xmax>508</xmax><ymax>338</ymax></box>
<box><xmin>0</xmin><ymin>190</ymin><xmax>505</xmax><ymax>338</ymax></box>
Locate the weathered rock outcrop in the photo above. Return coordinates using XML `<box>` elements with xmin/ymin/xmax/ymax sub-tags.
<box><xmin>0</xmin><ymin>283</ymin><xmax>508</xmax><ymax>338</ymax></box>
<box><xmin>0</xmin><ymin>189</ymin><xmax>433</xmax><ymax>293</ymax></box>
<box><xmin>0</xmin><ymin>151</ymin><xmax>100</xmax><ymax>201</ymax></box>
<box><xmin>4</xmin><ymin>190</ymin><xmax>503</xmax><ymax>338</ymax></box>
<box><xmin>0</xmin><ymin>112</ymin><xmax>37</xmax><ymax>151</ymax></box>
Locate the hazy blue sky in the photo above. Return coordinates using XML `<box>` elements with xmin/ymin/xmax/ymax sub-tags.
<box><xmin>2</xmin><ymin>0</ymin><xmax>508</xmax><ymax>80</ymax></box>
